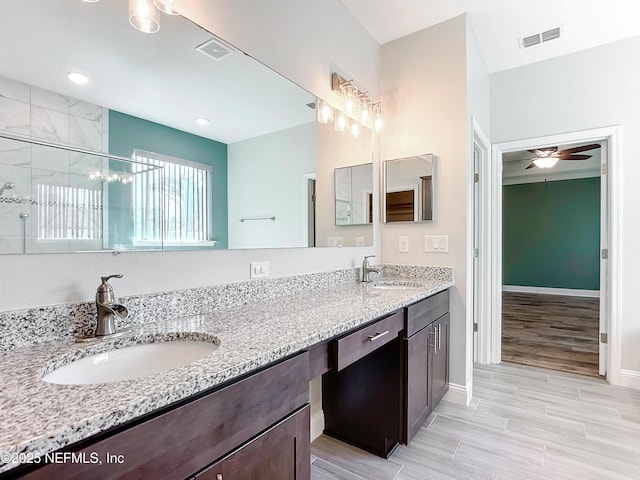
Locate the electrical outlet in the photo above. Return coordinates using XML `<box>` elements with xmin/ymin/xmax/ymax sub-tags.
<box><xmin>398</xmin><ymin>236</ymin><xmax>409</xmax><ymax>253</ymax></box>
<box><xmin>355</xmin><ymin>236</ymin><xmax>365</xmax><ymax>246</ymax></box>
<box><xmin>250</xmin><ymin>261</ymin><xmax>270</xmax><ymax>279</ymax></box>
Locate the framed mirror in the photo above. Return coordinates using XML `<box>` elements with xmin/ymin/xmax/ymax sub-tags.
<box><xmin>334</xmin><ymin>163</ymin><xmax>373</xmax><ymax>226</ymax></box>
<box><xmin>383</xmin><ymin>154</ymin><xmax>434</xmax><ymax>223</ymax></box>
<box><xmin>0</xmin><ymin>0</ymin><xmax>374</xmax><ymax>254</ymax></box>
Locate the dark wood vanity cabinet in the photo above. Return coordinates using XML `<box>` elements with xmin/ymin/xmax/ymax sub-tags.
<box><xmin>403</xmin><ymin>289</ymin><xmax>450</xmax><ymax>444</ymax></box>
<box><xmin>18</xmin><ymin>353</ymin><xmax>310</xmax><ymax>480</ymax></box>
<box><xmin>321</xmin><ymin>289</ymin><xmax>450</xmax><ymax>455</ymax></box>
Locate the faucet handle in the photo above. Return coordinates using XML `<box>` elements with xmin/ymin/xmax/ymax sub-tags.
<box><xmin>364</xmin><ymin>255</ymin><xmax>375</xmax><ymax>260</ymax></box>
<box><xmin>97</xmin><ymin>274</ymin><xmax>123</xmax><ymax>297</ymax></box>
<box><xmin>100</xmin><ymin>274</ymin><xmax>123</xmax><ymax>283</ymax></box>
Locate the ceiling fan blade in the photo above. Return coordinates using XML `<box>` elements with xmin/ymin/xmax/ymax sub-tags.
<box><xmin>560</xmin><ymin>143</ymin><xmax>601</xmax><ymax>155</ymax></box>
<box><xmin>558</xmin><ymin>154</ymin><xmax>592</xmax><ymax>161</ymax></box>
<box><xmin>525</xmin><ymin>162</ymin><xmax>536</xmax><ymax>169</ymax></box>
<box><xmin>528</xmin><ymin>147</ymin><xmax>558</xmax><ymax>156</ymax></box>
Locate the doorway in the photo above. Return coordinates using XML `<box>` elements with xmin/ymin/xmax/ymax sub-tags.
<box><xmin>500</xmin><ymin>142</ymin><xmax>603</xmax><ymax>377</ymax></box>
<box><xmin>475</xmin><ymin>126</ymin><xmax>621</xmax><ymax>383</ymax></box>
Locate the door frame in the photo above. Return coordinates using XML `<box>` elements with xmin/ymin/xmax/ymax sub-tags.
<box><xmin>477</xmin><ymin>126</ymin><xmax>621</xmax><ymax>383</ymax></box>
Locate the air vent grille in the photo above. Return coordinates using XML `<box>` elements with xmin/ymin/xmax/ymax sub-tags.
<box><xmin>522</xmin><ymin>34</ymin><xmax>541</xmax><ymax>48</ymax></box>
<box><xmin>196</xmin><ymin>36</ymin><xmax>236</xmax><ymax>61</ymax></box>
<box><xmin>520</xmin><ymin>26</ymin><xmax>562</xmax><ymax>49</ymax></box>
<box><xmin>542</xmin><ymin>27</ymin><xmax>561</xmax><ymax>42</ymax></box>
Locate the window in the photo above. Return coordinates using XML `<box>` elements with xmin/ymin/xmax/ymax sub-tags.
<box><xmin>131</xmin><ymin>150</ymin><xmax>212</xmax><ymax>244</ymax></box>
<box><xmin>37</xmin><ymin>184</ymin><xmax>102</xmax><ymax>240</ymax></box>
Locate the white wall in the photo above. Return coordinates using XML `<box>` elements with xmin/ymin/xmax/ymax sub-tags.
<box><xmin>491</xmin><ymin>35</ymin><xmax>640</xmax><ymax>378</ymax></box>
<box><xmin>316</xmin><ymin>122</ymin><xmax>374</xmax><ymax>247</ymax></box>
<box><xmin>1</xmin><ymin>0</ymin><xmax>380</xmax><ymax>311</ymax></box>
<box><xmin>228</xmin><ymin>123</ymin><xmax>316</xmax><ymax>249</ymax></box>
<box><xmin>380</xmin><ymin>15</ymin><xmax>469</xmax><ymax>392</ymax></box>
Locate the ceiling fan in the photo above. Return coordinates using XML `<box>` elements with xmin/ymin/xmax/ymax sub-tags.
<box><xmin>526</xmin><ymin>143</ymin><xmax>601</xmax><ymax>169</ymax></box>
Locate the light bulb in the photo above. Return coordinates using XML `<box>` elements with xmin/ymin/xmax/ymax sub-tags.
<box><xmin>373</xmin><ymin>103</ymin><xmax>384</xmax><ymax>134</ymax></box>
<box><xmin>359</xmin><ymin>99</ymin><xmax>371</xmax><ymax>127</ymax></box>
<box><xmin>153</xmin><ymin>0</ymin><xmax>184</xmax><ymax>15</ymax></box>
<box><xmin>335</xmin><ymin>111</ymin><xmax>349</xmax><ymax>132</ymax></box>
<box><xmin>129</xmin><ymin>0</ymin><xmax>160</xmax><ymax>33</ymax></box>
<box><xmin>317</xmin><ymin>99</ymin><xmax>334</xmax><ymax>124</ymax></box>
<box><xmin>67</xmin><ymin>71</ymin><xmax>90</xmax><ymax>85</ymax></box>
<box><xmin>532</xmin><ymin>157</ymin><xmax>559</xmax><ymax>169</ymax></box>
<box><xmin>343</xmin><ymin>84</ymin><xmax>358</xmax><ymax>115</ymax></box>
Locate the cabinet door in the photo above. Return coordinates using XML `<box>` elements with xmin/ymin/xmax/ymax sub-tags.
<box><xmin>403</xmin><ymin>325</ymin><xmax>432</xmax><ymax>444</ymax></box>
<box><xmin>432</xmin><ymin>314</ymin><xmax>450</xmax><ymax>406</ymax></box>
<box><xmin>195</xmin><ymin>406</ymin><xmax>310</xmax><ymax>480</ymax></box>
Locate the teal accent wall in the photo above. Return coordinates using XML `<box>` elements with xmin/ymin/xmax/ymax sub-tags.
<box><xmin>502</xmin><ymin>177</ymin><xmax>600</xmax><ymax>290</ymax></box>
<box><xmin>108</xmin><ymin>110</ymin><xmax>228</xmax><ymax>249</ymax></box>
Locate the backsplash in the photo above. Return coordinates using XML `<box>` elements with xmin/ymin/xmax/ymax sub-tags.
<box><xmin>0</xmin><ymin>264</ymin><xmax>453</xmax><ymax>352</ymax></box>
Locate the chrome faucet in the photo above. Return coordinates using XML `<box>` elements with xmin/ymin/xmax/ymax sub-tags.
<box><xmin>95</xmin><ymin>274</ymin><xmax>129</xmax><ymax>336</ymax></box>
<box><xmin>361</xmin><ymin>255</ymin><xmax>381</xmax><ymax>282</ymax></box>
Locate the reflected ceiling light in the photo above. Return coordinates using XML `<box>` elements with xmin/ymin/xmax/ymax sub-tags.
<box><xmin>532</xmin><ymin>157</ymin><xmax>559</xmax><ymax>169</ymax></box>
<box><xmin>350</xmin><ymin>122</ymin><xmax>361</xmax><ymax>139</ymax></box>
<box><xmin>195</xmin><ymin>117</ymin><xmax>210</xmax><ymax>126</ymax></box>
<box><xmin>67</xmin><ymin>71</ymin><xmax>90</xmax><ymax>85</ymax></box>
<box><xmin>153</xmin><ymin>0</ymin><xmax>184</xmax><ymax>15</ymax></box>
<box><xmin>317</xmin><ymin>99</ymin><xmax>334</xmax><ymax>124</ymax></box>
<box><xmin>82</xmin><ymin>0</ymin><xmax>101</xmax><ymax>3</ymax></box>
<box><xmin>129</xmin><ymin>0</ymin><xmax>160</xmax><ymax>33</ymax></box>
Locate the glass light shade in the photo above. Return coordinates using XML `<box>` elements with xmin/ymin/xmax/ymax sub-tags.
<box><xmin>342</xmin><ymin>84</ymin><xmax>358</xmax><ymax>116</ymax></box>
<box><xmin>359</xmin><ymin>99</ymin><xmax>372</xmax><ymax>127</ymax></box>
<box><xmin>350</xmin><ymin>122</ymin><xmax>361</xmax><ymax>139</ymax></box>
<box><xmin>533</xmin><ymin>157</ymin><xmax>559</xmax><ymax>169</ymax></box>
<box><xmin>153</xmin><ymin>0</ymin><xmax>184</xmax><ymax>15</ymax></box>
<box><xmin>317</xmin><ymin>99</ymin><xmax>334</xmax><ymax>124</ymax></box>
<box><xmin>335</xmin><ymin>111</ymin><xmax>349</xmax><ymax>132</ymax></box>
<box><xmin>129</xmin><ymin>0</ymin><xmax>160</xmax><ymax>33</ymax></box>
<box><xmin>373</xmin><ymin>103</ymin><xmax>384</xmax><ymax>134</ymax></box>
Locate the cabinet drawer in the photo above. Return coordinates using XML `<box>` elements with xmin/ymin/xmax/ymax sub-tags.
<box><xmin>334</xmin><ymin>310</ymin><xmax>403</xmax><ymax>371</ymax></box>
<box><xmin>406</xmin><ymin>289</ymin><xmax>449</xmax><ymax>337</ymax></box>
<box><xmin>22</xmin><ymin>353</ymin><xmax>309</xmax><ymax>480</ymax></box>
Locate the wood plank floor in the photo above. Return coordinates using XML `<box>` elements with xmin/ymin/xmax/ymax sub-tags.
<box><xmin>311</xmin><ymin>363</ymin><xmax>640</xmax><ymax>480</ymax></box>
<box><xmin>502</xmin><ymin>292</ymin><xmax>600</xmax><ymax>377</ymax></box>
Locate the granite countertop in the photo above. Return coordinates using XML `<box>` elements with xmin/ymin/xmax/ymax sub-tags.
<box><xmin>0</xmin><ymin>276</ymin><xmax>452</xmax><ymax>473</ymax></box>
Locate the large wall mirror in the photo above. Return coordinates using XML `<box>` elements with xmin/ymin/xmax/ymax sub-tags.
<box><xmin>383</xmin><ymin>154</ymin><xmax>434</xmax><ymax>223</ymax></box>
<box><xmin>0</xmin><ymin>0</ymin><xmax>374</xmax><ymax>254</ymax></box>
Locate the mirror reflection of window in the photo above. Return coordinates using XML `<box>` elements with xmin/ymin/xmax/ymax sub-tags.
<box><xmin>384</xmin><ymin>154</ymin><xmax>434</xmax><ymax>223</ymax></box>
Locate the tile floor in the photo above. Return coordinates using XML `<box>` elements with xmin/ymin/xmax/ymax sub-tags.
<box><xmin>311</xmin><ymin>362</ymin><xmax>640</xmax><ymax>480</ymax></box>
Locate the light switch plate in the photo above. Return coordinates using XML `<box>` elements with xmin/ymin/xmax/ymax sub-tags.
<box><xmin>424</xmin><ymin>235</ymin><xmax>449</xmax><ymax>253</ymax></box>
<box><xmin>250</xmin><ymin>261</ymin><xmax>270</xmax><ymax>279</ymax></box>
<box><xmin>398</xmin><ymin>236</ymin><xmax>409</xmax><ymax>253</ymax></box>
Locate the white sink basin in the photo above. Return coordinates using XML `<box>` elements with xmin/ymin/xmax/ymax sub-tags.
<box><xmin>371</xmin><ymin>280</ymin><xmax>422</xmax><ymax>290</ymax></box>
<box><xmin>42</xmin><ymin>340</ymin><xmax>218</xmax><ymax>385</ymax></box>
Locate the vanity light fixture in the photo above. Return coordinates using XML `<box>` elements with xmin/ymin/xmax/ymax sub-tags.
<box><xmin>129</xmin><ymin>0</ymin><xmax>160</xmax><ymax>34</ymax></box>
<box><xmin>195</xmin><ymin>117</ymin><xmax>210</xmax><ymax>126</ymax></box>
<box><xmin>67</xmin><ymin>71</ymin><xmax>90</xmax><ymax>85</ymax></box>
<box><xmin>532</xmin><ymin>157</ymin><xmax>559</xmax><ymax>169</ymax></box>
<box><xmin>326</xmin><ymin>72</ymin><xmax>382</xmax><ymax>136</ymax></box>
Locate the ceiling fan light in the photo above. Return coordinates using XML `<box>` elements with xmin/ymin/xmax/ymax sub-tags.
<box><xmin>533</xmin><ymin>157</ymin><xmax>559</xmax><ymax>169</ymax></box>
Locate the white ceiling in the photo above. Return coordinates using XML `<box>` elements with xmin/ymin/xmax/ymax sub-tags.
<box><xmin>0</xmin><ymin>0</ymin><xmax>314</xmax><ymax>144</ymax></box>
<box><xmin>340</xmin><ymin>0</ymin><xmax>640</xmax><ymax>72</ymax></box>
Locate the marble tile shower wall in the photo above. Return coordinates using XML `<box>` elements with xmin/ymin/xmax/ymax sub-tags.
<box><xmin>0</xmin><ymin>265</ymin><xmax>453</xmax><ymax>352</ymax></box>
<box><xmin>0</xmin><ymin>74</ymin><xmax>109</xmax><ymax>253</ymax></box>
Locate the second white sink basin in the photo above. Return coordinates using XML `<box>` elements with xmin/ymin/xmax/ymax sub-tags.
<box><xmin>42</xmin><ymin>340</ymin><xmax>218</xmax><ymax>385</ymax></box>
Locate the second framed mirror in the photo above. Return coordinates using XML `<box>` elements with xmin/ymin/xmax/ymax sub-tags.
<box><xmin>383</xmin><ymin>154</ymin><xmax>434</xmax><ymax>223</ymax></box>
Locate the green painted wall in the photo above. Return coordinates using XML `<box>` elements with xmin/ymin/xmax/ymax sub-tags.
<box><xmin>502</xmin><ymin>177</ymin><xmax>600</xmax><ymax>290</ymax></box>
<box><xmin>108</xmin><ymin>110</ymin><xmax>228</xmax><ymax>249</ymax></box>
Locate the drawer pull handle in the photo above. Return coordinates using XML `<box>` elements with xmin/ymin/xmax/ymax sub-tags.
<box><xmin>368</xmin><ymin>330</ymin><xmax>390</xmax><ymax>342</ymax></box>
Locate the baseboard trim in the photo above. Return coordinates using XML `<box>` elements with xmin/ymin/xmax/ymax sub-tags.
<box><xmin>310</xmin><ymin>410</ymin><xmax>325</xmax><ymax>441</ymax></box>
<box><xmin>502</xmin><ymin>285</ymin><xmax>600</xmax><ymax>298</ymax></box>
<box><xmin>442</xmin><ymin>382</ymin><xmax>471</xmax><ymax>406</ymax></box>
<box><xmin>616</xmin><ymin>369</ymin><xmax>640</xmax><ymax>390</ymax></box>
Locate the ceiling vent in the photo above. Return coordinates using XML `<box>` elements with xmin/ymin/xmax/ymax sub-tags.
<box><xmin>520</xmin><ymin>26</ymin><xmax>562</xmax><ymax>49</ymax></box>
<box><xmin>196</xmin><ymin>36</ymin><xmax>236</xmax><ymax>61</ymax></box>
